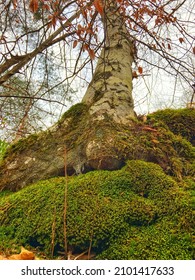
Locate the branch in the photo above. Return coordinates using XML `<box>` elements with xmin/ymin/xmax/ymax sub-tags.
<box><xmin>0</xmin><ymin>1</ymin><xmax>94</xmax><ymax>85</ymax></box>
<box><xmin>0</xmin><ymin>93</ymin><xmax>67</xmax><ymax>106</ymax></box>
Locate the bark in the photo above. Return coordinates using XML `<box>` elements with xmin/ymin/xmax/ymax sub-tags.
<box><xmin>82</xmin><ymin>2</ymin><xmax>136</xmax><ymax>123</ymax></box>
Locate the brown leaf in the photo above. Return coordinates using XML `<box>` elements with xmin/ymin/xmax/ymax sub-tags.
<box><xmin>179</xmin><ymin>37</ymin><xmax>184</xmax><ymax>44</ymax></box>
<box><xmin>88</xmin><ymin>48</ymin><xmax>95</xmax><ymax>60</ymax></box>
<box><xmin>29</xmin><ymin>0</ymin><xmax>39</xmax><ymax>13</ymax></box>
<box><xmin>94</xmin><ymin>0</ymin><xmax>104</xmax><ymax>15</ymax></box>
<box><xmin>193</xmin><ymin>46</ymin><xmax>195</xmax><ymax>55</ymax></box>
<box><xmin>51</xmin><ymin>16</ymin><xmax>57</xmax><ymax>28</ymax></box>
<box><xmin>43</xmin><ymin>4</ymin><xmax>50</xmax><ymax>11</ymax></box>
<box><xmin>132</xmin><ymin>71</ymin><xmax>138</xmax><ymax>79</ymax></box>
<box><xmin>73</xmin><ymin>40</ymin><xmax>78</xmax><ymax>48</ymax></box>
<box><xmin>138</xmin><ymin>66</ymin><xmax>143</xmax><ymax>75</ymax></box>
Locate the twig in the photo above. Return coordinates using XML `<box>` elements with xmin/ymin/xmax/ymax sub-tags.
<box><xmin>88</xmin><ymin>235</ymin><xmax>93</xmax><ymax>260</ymax></box>
<box><xmin>74</xmin><ymin>250</ymin><xmax>88</xmax><ymax>260</ymax></box>
<box><xmin>51</xmin><ymin>206</ymin><xmax>56</xmax><ymax>258</ymax></box>
<box><xmin>63</xmin><ymin>146</ymin><xmax>68</xmax><ymax>259</ymax></box>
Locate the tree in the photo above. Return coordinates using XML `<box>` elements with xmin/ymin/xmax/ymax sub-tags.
<box><xmin>0</xmin><ymin>1</ymin><xmax>194</xmax><ymax>102</ymax></box>
<box><xmin>0</xmin><ymin>0</ymin><xmax>195</xmax><ymax>190</ymax></box>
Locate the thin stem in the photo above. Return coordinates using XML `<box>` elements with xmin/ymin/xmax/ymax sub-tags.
<box><xmin>63</xmin><ymin>147</ymin><xmax>68</xmax><ymax>259</ymax></box>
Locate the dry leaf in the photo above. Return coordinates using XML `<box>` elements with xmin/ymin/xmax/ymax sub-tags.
<box><xmin>179</xmin><ymin>37</ymin><xmax>184</xmax><ymax>44</ymax></box>
<box><xmin>132</xmin><ymin>71</ymin><xmax>138</xmax><ymax>78</ymax></box>
<box><xmin>94</xmin><ymin>0</ymin><xmax>104</xmax><ymax>15</ymax></box>
<box><xmin>88</xmin><ymin>48</ymin><xmax>95</xmax><ymax>60</ymax></box>
<box><xmin>138</xmin><ymin>66</ymin><xmax>143</xmax><ymax>75</ymax></box>
<box><xmin>0</xmin><ymin>247</ymin><xmax>35</xmax><ymax>260</ymax></box>
<box><xmin>29</xmin><ymin>0</ymin><xmax>39</xmax><ymax>13</ymax></box>
<box><xmin>73</xmin><ymin>40</ymin><xmax>78</xmax><ymax>48</ymax></box>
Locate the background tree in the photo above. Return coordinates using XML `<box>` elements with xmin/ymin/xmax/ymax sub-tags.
<box><xmin>0</xmin><ymin>0</ymin><xmax>194</xmax><ymax>139</ymax></box>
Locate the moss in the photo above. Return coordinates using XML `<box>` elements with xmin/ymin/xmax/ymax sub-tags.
<box><xmin>0</xmin><ymin>160</ymin><xmax>193</xmax><ymax>259</ymax></box>
<box><xmin>58</xmin><ymin>103</ymin><xmax>88</xmax><ymax>124</ymax></box>
<box><xmin>146</xmin><ymin>108</ymin><xmax>195</xmax><ymax>176</ymax></box>
<box><xmin>0</xmin><ymin>106</ymin><xmax>194</xmax><ymax>192</ymax></box>
<box><xmin>0</xmin><ymin>190</ymin><xmax>13</xmax><ymax>199</ymax></box>
<box><xmin>97</xmin><ymin>221</ymin><xmax>194</xmax><ymax>260</ymax></box>
<box><xmin>147</xmin><ymin>108</ymin><xmax>195</xmax><ymax>145</ymax></box>
<box><xmin>2</xmin><ymin>134</ymin><xmax>39</xmax><ymax>159</ymax></box>
<box><xmin>115</xmin><ymin>121</ymin><xmax>195</xmax><ymax>178</ymax></box>
<box><xmin>56</xmin><ymin>111</ymin><xmax>193</xmax><ymax>178</ymax></box>
<box><xmin>56</xmin><ymin>103</ymin><xmax>89</xmax><ymax>148</ymax></box>
<box><xmin>0</xmin><ymin>140</ymin><xmax>9</xmax><ymax>161</ymax></box>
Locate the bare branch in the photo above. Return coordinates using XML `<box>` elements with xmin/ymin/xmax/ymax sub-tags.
<box><xmin>0</xmin><ymin>0</ymin><xmax>93</xmax><ymax>85</ymax></box>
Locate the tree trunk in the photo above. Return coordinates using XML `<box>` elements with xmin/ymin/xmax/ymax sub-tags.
<box><xmin>0</xmin><ymin>3</ymin><xmax>140</xmax><ymax>191</ymax></box>
<box><xmin>82</xmin><ymin>2</ymin><xmax>136</xmax><ymax>123</ymax></box>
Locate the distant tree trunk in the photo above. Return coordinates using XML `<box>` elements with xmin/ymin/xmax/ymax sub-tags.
<box><xmin>82</xmin><ymin>2</ymin><xmax>136</xmax><ymax>123</ymax></box>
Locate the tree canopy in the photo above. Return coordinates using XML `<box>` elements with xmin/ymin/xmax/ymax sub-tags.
<box><xmin>0</xmin><ymin>0</ymin><xmax>195</xmax><ymax>137</ymax></box>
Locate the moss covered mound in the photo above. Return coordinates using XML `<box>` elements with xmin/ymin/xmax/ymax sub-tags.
<box><xmin>0</xmin><ymin>160</ymin><xmax>194</xmax><ymax>259</ymax></box>
<box><xmin>147</xmin><ymin>108</ymin><xmax>195</xmax><ymax>146</ymax></box>
<box><xmin>1</xmin><ymin>105</ymin><xmax>195</xmax><ymax>192</ymax></box>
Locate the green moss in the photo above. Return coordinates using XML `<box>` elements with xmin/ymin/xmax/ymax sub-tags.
<box><xmin>0</xmin><ymin>160</ymin><xmax>193</xmax><ymax>259</ymax></box>
<box><xmin>0</xmin><ymin>140</ymin><xmax>9</xmax><ymax>163</ymax></box>
<box><xmin>114</xmin><ymin>121</ymin><xmax>195</xmax><ymax>178</ymax></box>
<box><xmin>97</xmin><ymin>221</ymin><xmax>194</xmax><ymax>260</ymax></box>
<box><xmin>59</xmin><ymin>103</ymin><xmax>88</xmax><ymax>123</ymax></box>
<box><xmin>56</xmin><ymin>103</ymin><xmax>89</xmax><ymax>148</ymax></box>
<box><xmin>147</xmin><ymin>108</ymin><xmax>195</xmax><ymax>145</ymax></box>
<box><xmin>0</xmin><ymin>190</ymin><xmax>13</xmax><ymax>199</ymax></box>
<box><xmin>2</xmin><ymin>134</ymin><xmax>39</xmax><ymax>159</ymax></box>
